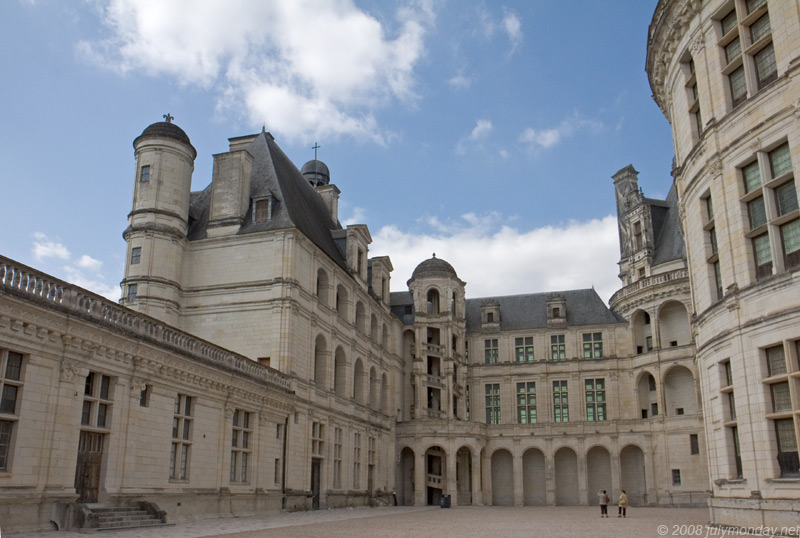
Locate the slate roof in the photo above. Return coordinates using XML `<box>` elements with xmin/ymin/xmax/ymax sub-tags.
<box><xmin>411</xmin><ymin>256</ymin><xmax>459</xmax><ymax>280</ymax></box>
<box><xmin>464</xmin><ymin>288</ymin><xmax>626</xmax><ymax>332</ymax></box>
<box><xmin>134</xmin><ymin>121</ymin><xmax>196</xmax><ymax>158</ymax></box>
<box><xmin>186</xmin><ymin>132</ymin><xmax>348</xmax><ymax>272</ymax></box>
<box><xmin>647</xmin><ymin>182</ymin><xmax>685</xmax><ymax>266</ymax></box>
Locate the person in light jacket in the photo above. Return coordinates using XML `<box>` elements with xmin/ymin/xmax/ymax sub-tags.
<box><xmin>617</xmin><ymin>489</ymin><xmax>628</xmax><ymax>518</ymax></box>
<box><xmin>597</xmin><ymin>489</ymin><xmax>609</xmax><ymax>517</ymax></box>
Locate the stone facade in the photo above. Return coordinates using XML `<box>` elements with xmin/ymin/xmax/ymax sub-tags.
<box><xmin>647</xmin><ymin>0</ymin><xmax>800</xmax><ymax>528</ymax></box>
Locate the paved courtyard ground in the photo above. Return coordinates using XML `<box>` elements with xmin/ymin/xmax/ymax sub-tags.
<box><xmin>8</xmin><ymin>505</ymin><xmax>716</xmax><ymax>538</ymax></box>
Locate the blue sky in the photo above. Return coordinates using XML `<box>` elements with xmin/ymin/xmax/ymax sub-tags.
<box><xmin>1</xmin><ymin>0</ymin><xmax>675</xmax><ymax>304</ymax></box>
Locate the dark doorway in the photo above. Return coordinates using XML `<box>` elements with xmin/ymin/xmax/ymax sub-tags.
<box><xmin>311</xmin><ymin>458</ymin><xmax>321</xmax><ymax>510</ymax></box>
<box><xmin>75</xmin><ymin>431</ymin><xmax>104</xmax><ymax>503</ymax></box>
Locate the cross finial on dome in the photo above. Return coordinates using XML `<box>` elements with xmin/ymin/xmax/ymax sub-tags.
<box><xmin>163</xmin><ymin>113</ymin><xmax>174</xmax><ymax>123</ymax></box>
<box><xmin>312</xmin><ymin>142</ymin><xmax>321</xmax><ymax>160</ymax></box>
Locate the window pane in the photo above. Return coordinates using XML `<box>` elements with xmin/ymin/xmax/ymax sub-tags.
<box><xmin>772</xmin><ymin>382</ymin><xmax>792</xmax><ymax>412</ymax></box>
<box><xmin>5</xmin><ymin>353</ymin><xmax>22</xmax><ymax>381</ymax></box>
<box><xmin>725</xmin><ymin>38</ymin><xmax>741</xmax><ymax>64</ymax></box>
<box><xmin>0</xmin><ymin>385</ymin><xmax>17</xmax><ymax>414</ymax></box>
<box><xmin>755</xmin><ymin>43</ymin><xmax>777</xmax><ymax>88</ymax></box>
<box><xmin>730</xmin><ymin>66</ymin><xmax>747</xmax><ymax>105</ymax></box>
<box><xmin>746</xmin><ymin>0</ymin><xmax>766</xmax><ymax>14</ymax></box>
<box><xmin>782</xmin><ymin>219</ymin><xmax>800</xmax><ymax>256</ymax></box>
<box><xmin>770</xmin><ymin>144</ymin><xmax>793</xmax><ymax>178</ymax></box>
<box><xmin>750</xmin><ymin>13</ymin><xmax>770</xmax><ymax>42</ymax></box>
<box><xmin>776</xmin><ymin>182</ymin><xmax>799</xmax><ymax>216</ymax></box>
<box><xmin>0</xmin><ymin>421</ymin><xmax>12</xmax><ymax>471</ymax></box>
<box><xmin>776</xmin><ymin>418</ymin><xmax>798</xmax><ymax>452</ymax></box>
<box><xmin>140</xmin><ymin>165</ymin><xmax>150</xmax><ymax>182</ymax></box>
<box><xmin>767</xmin><ymin>346</ymin><xmax>787</xmax><ymax>376</ymax></box>
<box><xmin>749</xmin><ymin>197</ymin><xmax>767</xmax><ymax>229</ymax></box>
<box><xmin>721</xmin><ymin>10</ymin><xmax>737</xmax><ymax>35</ymax></box>
<box><xmin>100</xmin><ymin>376</ymin><xmax>110</xmax><ymax>400</ymax></box>
<box><xmin>753</xmin><ymin>233</ymin><xmax>773</xmax><ymax>265</ymax></box>
<box><xmin>743</xmin><ymin>161</ymin><xmax>761</xmax><ymax>192</ymax></box>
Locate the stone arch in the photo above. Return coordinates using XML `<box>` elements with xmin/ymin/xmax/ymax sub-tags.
<box><xmin>426</xmin><ymin>288</ymin><xmax>441</xmax><ymax>314</ymax></box>
<box><xmin>663</xmin><ymin>365</ymin><xmax>697</xmax><ymax>415</ymax></box>
<box><xmin>382</xmin><ymin>323</ymin><xmax>389</xmax><ymax>348</ymax></box>
<box><xmin>355</xmin><ymin>301</ymin><xmax>366</xmax><ymax>333</ymax></box>
<box><xmin>334</xmin><ymin>346</ymin><xmax>347</xmax><ymax>398</ymax></box>
<box><xmin>316</xmin><ymin>268</ymin><xmax>330</xmax><ymax>307</ymax></box>
<box><xmin>491</xmin><ymin>448</ymin><xmax>514</xmax><ymax>506</ymax></box>
<box><xmin>368</xmin><ymin>366</ymin><xmax>378</xmax><ymax>409</ymax></box>
<box><xmin>380</xmin><ymin>372</ymin><xmax>389</xmax><ymax>414</ymax></box>
<box><xmin>456</xmin><ymin>446</ymin><xmax>473</xmax><ymax>505</ymax></box>
<box><xmin>632</xmin><ymin>309</ymin><xmax>653</xmax><ymax>354</ymax></box>
<box><xmin>554</xmin><ymin>447</ymin><xmax>579</xmax><ymax>505</ymax></box>
<box><xmin>658</xmin><ymin>300</ymin><xmax>691</xmax><ymax>347</ymax></box>
<box><xmin>620</xmin><ymin>444</ymin><xmax>647</xmax><ymax>505</ymax></box>
<box><xmin>402</xmin><ymin>329</ymin><xmax>416</xmax><ymax>420</ymax></box>
<box><xmin>425</xmin><ymin>445</ymin><xmax>447</xmax><ymax>506</ymax></box>
<box><xmin>522</xmin><ymin>447</ymin><xmax>546</xmax><ymax>506</ymax></box>
<box><xmin>313</xmin><ymin>334</ymin><xmax>327</xmax><ymax>389</ymax></box>
<box><xmin>586</xmin><ymin>446</ymin><xmax>612</xmax><ymax>504</ymax></box>
<box><xmin>353</xmin><ymin>358</ymin><xmax>366</xmax><ymax>404</ymax></box>
<box><xmin>370</xmin><ymin>314</ymin><xmax>378</xmax><ymax>341</ymax></box>
<box><xmin>636</xmin><ymin>370</ymin><xmax>659</xmax><ymax>418</ymax></box>
<box><xmin>398</xmin><ymin>447</ymin><xmax>415</xmax><ymax>506</ymax></box>
<box><xmin>335</xmin><ymin>285</ymin><xmax>348</xmax><ymax>319</ymax></box>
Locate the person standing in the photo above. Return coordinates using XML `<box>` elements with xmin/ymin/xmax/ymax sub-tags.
<box><xmin>617</xmin><ymin>489</ymin><xmax>628</xmax><ymax>518</ymax></box>
<box><xmin>598</xmin><ymin>489</ymin><xmax>609</xmax><ymax>517</ymax></box>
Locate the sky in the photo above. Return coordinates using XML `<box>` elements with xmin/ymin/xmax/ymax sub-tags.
<box><xmin>0</xmin><ymin>0</ymin><xmax>676</xmax><ymax>306</ymax></box>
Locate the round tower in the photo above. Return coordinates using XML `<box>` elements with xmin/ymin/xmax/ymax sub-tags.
<box><xmin>121</xmin><ymin>115</ymin><xmax>196</xmax><ymax>326</ymax></box>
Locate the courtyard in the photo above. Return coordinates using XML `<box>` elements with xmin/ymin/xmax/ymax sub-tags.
<box><xmin>8</xmin><ymin>506</ymin><xmax>714</xmax><ymax>538</ymax></box>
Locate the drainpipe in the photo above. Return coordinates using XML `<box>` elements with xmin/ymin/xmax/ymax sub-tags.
<box><xmin>281</xmin><ymin>415</ymin><xmax>289</xmax><ymax>509</ymax></box>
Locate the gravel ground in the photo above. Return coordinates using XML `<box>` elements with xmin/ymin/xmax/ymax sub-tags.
<box><xmin>9</xmin><ymin>505</ymin><xmax>713</xmax><ymax>538</ymax></box>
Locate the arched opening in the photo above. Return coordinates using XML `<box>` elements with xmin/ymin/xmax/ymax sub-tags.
<box><xmin>456</xmin><ymin>446</ymin><xmax>473</xmax><ymax>505</ymax></box>
<box><xmin>658</xmin><ymin>301</ymin><xmax>691</xmax><ymax>347</ymax></box>
<box><xmin>491</xmin><ymin>449</ymin><xmax>514</xmax><ymax>505</ymax></box>
<box><xmin>425</xmin><ymin>446</ymin><xmax>446</xmax><ymax>505</ymax></box>
<box><xmin>334</xmin><ymin>347</ymin><xmax>347</xmax><ymax>398</ymax></box>
<box><xmin>313</xmin><ymin>334</ymin><xmax>327</xmax><ymax>389</ymax></box>
<box><xmin>382</xmin><ymin>324</ymin><xmax>389</xmax><ymax>348</ymax></box>
<box><xmin>522</xmin><ymin>448</ymin><xmax>546</xmax><ymax>506</ymax></box>
<box><xmin>316</xmin><ymin>269</ymin><xmax>330</xmax><ymax>307</ymax></box>
<box><xmin>637</xmin><ymin>371</ymin><xmax>659</xmax><ymax>418</ymax></box>
<box><xmin>368</xmin><ymin>366</ymin><xmax>378</xmax><ymax>409</ymax></box>
<box><xmin>335</xmin><ymin>285</ymin><xmax>348</xmax><ymax>319</ymax></box>
<box><xmin>451</xmin><ymin>291</ymin><xmax>457</xmax><ymax>316</ymax></box>
<box><xmin>632</xmin><ymin>310</ymin><xmax>653</xmax><ymax>354</ymax></box>
<box><xmin>664</xmin><ymin>365</ymin><xmax>698</xmax><ymax>416</ymax></box>
<box><xmin>587</xmin><ymin>446</ymin><xmax>612</xmax><ymax>504</ymax></box>
<box><xmin>554</xmin><ymin>447</ymin><xmax>579</xmax><ymax>505</ymax></box>
<box><xmin>353</xmin><ymin>358</ymin><xmax>366</xmax><ymax>404</ymax></box>
<box><xmin>398</xmin><ymin>447</ymin><xmax>415</xmax><ymax>506</ymax></box>
<box><xmin>620</xmin><ymin>445</ymin><xmax>647</xmax><ymax>505</ymax></box>
<box><xmin>380</xmin><ymin>373</ymin><xmax>389</xmax><ymax>414</ymax></box>
<box><xmin>427</xmin><ymin>288</ymin><xmax>441</xmax><ymax>315</ymax></box>
<box><xmin>355</xmin><ymin>302</ymin><xmax>366</xmax><ymax>333</ymax></box>
<box><xmin>402</xmin><ymin>329</ymin><xmax>416</xmax><ymax>421</ymax></box>
<box><xmin>370</xmin><ymin>314</ymin><xmax>378</xmax><ymax>341</ymax></box>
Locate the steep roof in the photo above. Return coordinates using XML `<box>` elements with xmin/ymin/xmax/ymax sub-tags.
<box><xmin>648</xmin><ymin>182</ymin><xmax>685</xmax><ymax>266</ymax></box>
<box><xmin>464</xmin><ymin>288</ymin><xmax>625</xmax><ymax>332</ymax></box>
<box><xmin>187</xmin><ymin>132</ymin><xmax>348</xmax><ymax>271</ymax></box>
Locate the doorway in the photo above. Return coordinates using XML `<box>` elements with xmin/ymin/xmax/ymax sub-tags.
<box><xmin>311</xmin><ymin>458</ymin><xmax>321</xmax><ymax>509</ymax></box>
<box><xmin>75</xmin><ymin>431</ymin><xmax>104</xmax><ymax>503</ymax></box>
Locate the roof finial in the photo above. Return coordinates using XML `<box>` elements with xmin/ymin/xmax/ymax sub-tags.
<box><xmin>262</xmin><ymin>125</ymin><xmax>266</xmax><ymax>133</ymax></box>
<box><xmin>163</xmin><ymin>113</ymin><xmax>174</xmax><ymax>123</ymax></box>
<box><xmin>312</xmin><ymin>142</ymin><xmax>321</xmax><ymax>160</ymax></box>
<box><xmin>432</xmin><ymin>252</ymin><xmax>436</xmax><ymax>258</ymax></box>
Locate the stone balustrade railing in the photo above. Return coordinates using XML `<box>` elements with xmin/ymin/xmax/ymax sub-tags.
<box><xmin>0</xmin><ymin>255</ymin><xmax>292</xmax><ymax>392</ymax></box>
<box><xmin>609</xmin><ymin>268</ymin><xmax>689</xmax><ymax>305</ymax></box>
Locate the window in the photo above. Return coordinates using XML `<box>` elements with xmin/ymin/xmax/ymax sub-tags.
<box><xmin>776</xmin><ymin>182</ymin><xmax>799</xmax><ymax>216</ymax></box>
<box><xmin>170</xmin><ymin>394</ymin><xmax>192</xmax><ymax>480</ymax></box>
<box><xmin>767</xmin><ymin>345</ymin><xmax>787</xmax><ymax>376</ymax></box>
<box><xmin>582</xmin><ymin>333</ymin><xmax>603</xmax><ymax>359</ymax></box>
<box><xmin>672</xmin><ymin>469</ymin><xmax>682</xmax><ymax>486</ymax></box>
<box><xmin>333</xmin><ymin>427</ymin><xmax>342</xmax><ymax>489</ymax></box>
<box><xmin>585</xmin><ymin>379</ymin><xmax>606</xmax><ymax>421</ymax></box>
<box><xmin>721</xmin><ymin>9</ymin><xmax>737</xmax><ymax>36</ymax></box>
<box><xmin>771</xmin><ymin>382</ymin><xmax>791</xmax><ymax>412</ymax></box>
<box><xmin>516</xmin><ymin>382</ymin><xmax>536</xmax><ymax>424</ymax></box>
<box><xmin>353</xmin><ymin>432</ymin><xmax>361</xmax><ymax>489</ymax></box>
<box><xmin>729</xmin><ymin>66</ymin><xmax>747</xmax><ymax>108</ymax></box>
<box><xmin>731</xmin><ymin>426</ymin><xmax>743</xmax><ymax>478</ymax></box>
<box><xmin>123</xmin><ymin>284</ymin><xmax>137</xmax><ymax>304</ymax></box>
<box><xmin>553</xmin><ymin>380</ymin><xmax>569</xmax><ymax>423</ymax></box>
<box><xmin>484</xmin><ymin>339</ymin><xmax>498</xmax><ymax>365</ymax></box>
<box><xmin>686</xmin><ymin>57</ymin><xmax>702</xmax><ymax>137</ymax></box>
<box><xmin>690</xmin><ymin>434</ymin><xmax>700</xmax><ymax>455</ymax></box>
<box><xmin>140</xmin><ymin>165</ymin><xmax>150</xmax><ymax>182</ymax></box>
<box><xmin>230</xmin><ymin>409</ymin><xmax>251</xmax><ymax>483</ymax></box>
<box><xmin>0</xmin><ymin>351</ymin><xmax>23</xmax><ymax>471</ymax></box>
<box><xmin>311</xmin><ymin>421</ymin><xmax>325</xmax><ymax>456</ymax></box>
<box><xmin>485</xmin><ymin>384</ymin><xmax>500</xmax><ymax>425</ymax></box>
<box><xmin>775</xmin><ymin>418</ymin><xmax>799</xmax><ymax>477</ymax></box>
<box><xmin>755</xmin><ymin>42</ymin><xmax>777</xmax><ymax>88</ymax></box>
<box><xmin>550</xmin><ymin>335</ymin><xmax>566</xmax><ymax>361</ymax></box>
<box><xmin>139</xmin><ymin>384</ymin><xmax>151</xmax><ymax>407</ymax></box>
<box><xmin>515</xmin><ymin>337</ymin><xmax>534</xmax><ymax>362</ymax></box>
<box><xmin>253</xmin><ymin>198</ymin><xmax>271</xmax><ymax>223</ymax></box>
<box><xmin>750</xmin><ymin>13</ymin><xmax>770</xmax><ymax>42</ymax></box>
<box><xmin>130</xmin><ymin>247</ymin><xmax>141</xmax><ymax>265</ymax></box>
<box><xmin>82</xmin><ymin>372</ymin><xmax>112</xmax><ymax>428</ymax></box>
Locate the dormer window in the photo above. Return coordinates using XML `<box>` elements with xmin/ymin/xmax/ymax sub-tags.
<box><xmin>487</xmin><ymin>312</ymin><xmax>494</xmax><ymax>322</ymax></box>
<box><xmin>253</xmin><ymin>197</ymin><xmax>272</xmax><ymax>223</ymax></box>
<box><xmin>481</xmin><ymin>301</ymin><xmax>500</xmax><ymax>329</ymax></box>
<box><xmin>547</xmin><ymin>296</ymin><xmax>567</xmax><ymax>326</ymax></box>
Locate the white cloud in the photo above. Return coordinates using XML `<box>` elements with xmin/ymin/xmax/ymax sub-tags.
<box><xmin>455</xmin><ymin>118</ymin><xmax>493</xmax><ymax>154</ymax></box>
<box><xmin>32</xmin><ymin>232</ymin><xmax>71</xmax><ymax>261</ymax></box>
<box><xmin>370</xmin><ymin>214</ymin><xmax>621</xmax><ymax>304</ymax></box>
<box><xmin>79</xmin><ymin>0</ymin><xmax>435</xmax><ymax>144</ymax></box>
<box><xmin>448</xmin><ymin>71</ymin><xmax>472</xmax><ymax>90</ymax></box>
<box><xmin>519</xmin><ymin>111</ymin><xmax>605</xmax><ymax>151</ymax></box>
<box><xmin>475</xmin><ymin>5</ymin><xmax>522</xmax><ymax>56</ymax></box>
<box><xmin>502</xmin><ymin>9</ymin><xmax>522</xmax><ymax>54</ymax></box>
<box><xmin>76</xmin><ymin>255</ymin><xmax>103</xmax><ymax>271</ymax></box>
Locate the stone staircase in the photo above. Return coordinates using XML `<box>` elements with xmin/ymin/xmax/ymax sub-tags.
<box><xmin>78</xmin><ymin>502</ymin><xmax>170</xmax><ymax>532</ymax></box>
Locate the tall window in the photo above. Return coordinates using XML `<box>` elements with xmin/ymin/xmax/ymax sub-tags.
<box><xmin>762</xmin><ymin>344</ymin><xmax>800</xmax><ymax>477</ymax></box>
<box><xmin>515</xmin><ymin>337</ymin><xmax>534</xmax><ymax>362</ymax></box>
<box><xmin>311</xmin><ymin>421</ymin><xmax>325</xmax><ymax>457</ymax></box>
<box><xmin>553</xmin><ymin>380</ymin><xmax>569</xmax><ymax>423</ymax></box>
<box><xmin>719</xmin><ymin>0</ymin><xmax>776</xmax><ymax>109</ymax></box>
<box><xmin>253</xmin><ymin>198</ymin><xmax>271</xmax><ymax>223</ymax></box>
<box><xmin>0</xmin><ymin>351</ymin><xmax>23</xmax><ymax>471</ymax></box>
<box><xmin>685</xmin><ymin>57</ymin><xmax>702</xmax><ymax>138</ymax></box>
<box><xmin>82</xmin><ymin>372</ymin><xmax>112</xmax><ymax>428</ymax></box>
<box><xmin>333</xmin><ymin>427</ymin><xmax>342</xmax><ymax>489</ymax></box>
<box><xmin>703</xmin><ymin>194</ymin><xmax>723</xmax><ymax>301</ymax></box>
<box><xmin>139</xmin><ymin>164</ymin><xmax>150</xmax><ymax>182</ymax></box>
<box><xmin>585</xmin><ymin>378</ymin><xmax>606</xmax><ymax>421</ymax></box>
<box><xmin>582</xmin><ymin>333</ymin><xmax>603</xmax><ymax>358</ymax></box>
<box><xmin>485</xmin><ymin>384</ymin><xmax>500</xmax><ymax>425</ymax></box>
<box><xmin>170</xmin><ymin>394</ymin><xmax>192</xmax><ymax>480</ymax></box>
<box><xmin>353</xmin><ymin>432</ymin><xmax>362</xmax><ymax>489</ymax></box>
<box><xmin>230</xmin><ymin>409</ymin><xmax>251</xmax><ymax>483</ymax></box>
<box><xmin>130</xmin><ymin>246</ymin><xmax>141</xmax><ymax>265</ymax></box>
<box><xmin>740</xmin><ymin>143</ymin><xmax>799</xmax><ymax>279</ymax></box>
<box><xmin>484</xmin><ymin>339</ymin><xmax>498</xmax><ymax>365</ymax></box>
<box><xmin>550</xmin><ymin>335</ymin><xmax>565</xmax><ymax>361</ymax></box>
<box><xmin>516</xmin><ymin>382</ymin><xmax>536</xmax><ymax>424</ymax></box>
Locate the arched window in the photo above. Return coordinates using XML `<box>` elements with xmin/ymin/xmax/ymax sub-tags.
<box><xmin>427</xmin><ymin>289</ymin><xmax>440</xmax><ymax>314</ymax></box>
